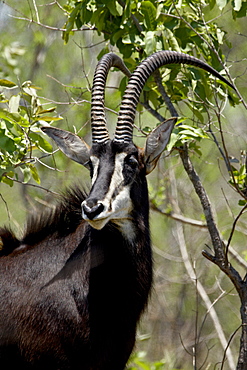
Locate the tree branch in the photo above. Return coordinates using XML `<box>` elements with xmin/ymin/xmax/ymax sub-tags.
<box><xmin>168</xmin><ymin>166</ymin><xmax>235</xmax><ymax>369</ymax></box>
<box><xmin>117</xmin><ymin>0</ymin><xmax>143</xmax><ymax>33</ymax></box>
<box><xmin>150</xmin><ymin>67</ymin><xmax>244</xmax><ymax>299</ymax></box>
<box><xmin>153</xmin><ymin>70</ymin><xmax>178</xmax><ymax>118</ymax></box>
<box><xmin>150</xmin><ymin>202</ymin><xmax>207</xmax><ymax>228</ymax></box>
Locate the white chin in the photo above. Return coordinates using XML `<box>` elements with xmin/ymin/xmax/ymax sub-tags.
<box><xmin>86</xmin><ymin>218</ymin><xmax>109</xmax><ymax>230</ymax></box>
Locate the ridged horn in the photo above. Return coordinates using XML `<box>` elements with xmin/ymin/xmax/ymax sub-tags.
<box><xmin>114</xmin><ymin>50</ymin><xmax>234</xmax><ymax>143</ymax></box>
<box><xmin>91</xmin><ymin>53</ymin><xmax>131</xmax><ymax>145</ymax></box>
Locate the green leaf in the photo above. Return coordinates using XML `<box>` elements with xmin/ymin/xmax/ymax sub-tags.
<box><xmin>66</xmin><ymin>3</ymin><xmax>81</xmax><ymax>32</ymax></box>
<box><xmin>234</xmin><ymin>0</ymin><xmax>242</xmax><ymax>11</ymax></box>
<box><xmin>142</xmin><ymin>126</ymin><xmax>152</xmax><ymax>133</ymax></box>
<box><xmin>168</xmin><ymin>32</ymin><xmax>181</xmax><ymax>52</ymax></box>
<box><xmin>132</xmin><ymin>359</ymin><xmax>150</xmax><ymax>370</ymax></box>
<box><xmin>140</xmin><ymin>1</ymin><xmax>157</xmax><ymax>31</ymax></box>
<box><xmin>20</xmin><ymin>166</ymin><xmax>31</xmax><ymax>183</ymax></box>
<box><xmin>29</xmin><ymin>132</ymin><xmax>53</xmax><ymax>153</ymax></box>
<box><xmin>209</xmin><ymin>0</ymin><xmax>216</xmax><ymax>9</ymax></box>
<box><xmin>216</xmin><ymin>0</ymin><xmax>227</xmax><ymax>10</ymax></box>
<box><xmin>30</xmin><ymin>164</ymin><xmax>41</xmax><ymax>184</ymax></box>
<box><xmin>0</xmin><ymin>79</ymin><xmax>17</xmax><ymax>88</ymax></box>
<box><xmin>178</xmin><ymin>125</ymin><xmax>209</xmax><ymax>139</ymax></box>
<box><xmin>1</xmin><ymin>174</ymin><xmax>14</xmax><ymax>187</ymax></box>
<box><xmin>144</xmin><ymin>31</ymin><xmax>156</xmax><ymax>55</ymax></box>
<box><xmin>112</xmin><ymin>29</ymin><xmax>125</xmax><ymax>44</ymax></box>
<box><xmin>36</xmin><ymin>106</ymin><xmax>56</xmax><ymax>115</ymax></box>
<box><xmin>9</xmin><ymin>95</ymin><xmax>20</xmax><ymax>113</ymax></box>
<box><xmin>0</xmin><ymin>131</ymin><xmax>16</xmax><ymax>153</ymax></box>
<box><xmin>107</xmin><ymin>0</ymin><xmax>122</xmax><ymax>16</ymax></box>
<box><xmin>91</xmin><ymin>7</ymin><xmax>108</xmax><ymax>33</ymax></box>
<box><xmin>239</xmin><ymin>199</ymin><xmax>247</xmax><ymax>206</ymax></box>
<box><xmin>35</xmin><ymin>116</ymin><xmax>63</xmax><ymax>122</ymax></box>
<box><xmin>122</xmin><ymin>33</ymin><xmax>145</xmax><ymax>47</ymax></box>
<box><xmin>233</xmin><ymin>1</ymin><xmax>247</xmax><ymax>17</ymax></box>
<box><xmin>216</xmin><ymin>28</ymin><xmax>225</xmax><ymax>44</ymax></box>
<box><xmin>0</xmin><ymin>109</ymin><xmax>21</xmax><ymax>124</ymax></box>
<box><xmin>166</xmin><ymin>132</ymin><xmax>179</xmax><ymax>151</ymax></box>
<box><xmin>185</xmin><ymin>103</ymin><xmax>205</xmax><ymax>122</ymax></box>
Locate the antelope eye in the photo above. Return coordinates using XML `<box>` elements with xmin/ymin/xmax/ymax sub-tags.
<box><xmin>125</xmin><ymin>154</ymin><xmax>138</xmax><ymax>168</ymax></box>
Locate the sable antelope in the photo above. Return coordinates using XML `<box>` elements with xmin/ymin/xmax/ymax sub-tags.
<box><xmin>0</xmin><ymin>51</ymin><xmax>233</xmax><ymax>370</ymax></box>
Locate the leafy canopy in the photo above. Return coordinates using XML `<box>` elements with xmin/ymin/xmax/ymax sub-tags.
<box><xmin>0</xmin><ymin>0</ymin><xmax>244</xmax><ymax>186</ymax></box>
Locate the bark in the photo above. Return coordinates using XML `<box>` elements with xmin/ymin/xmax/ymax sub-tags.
<box><xmin>237</xmin><ymin>296</ymin><xmax>247</xmax><ymax>369</ymax></box>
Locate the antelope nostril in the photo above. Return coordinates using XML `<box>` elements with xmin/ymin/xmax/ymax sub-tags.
<box><xmin>82</xmin><ymin>202</ymin><xmax>104</xmax><ymax>220</ymax></box>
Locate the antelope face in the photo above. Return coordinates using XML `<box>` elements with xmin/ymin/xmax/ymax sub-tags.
<box><xmin>81</xmin><ymin>141</ymin><xmax>144</xmax><ymax>230</ymax></box>
<box><xmin>42</xmin><ymin>116</ymin><xmax>175</xmax><ymax>232</ymax></box>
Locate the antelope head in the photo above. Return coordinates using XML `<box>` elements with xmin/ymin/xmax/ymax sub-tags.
<box><xmin>42</xmin><ymin>51</ymin><xmax>233</xmax><ymax>232</ymax></box>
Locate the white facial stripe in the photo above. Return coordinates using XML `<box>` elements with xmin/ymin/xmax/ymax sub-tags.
<box><xmin>90</xmin><ymin>155</ymin><xmax>100</xmax><ymax>185</ymax></box>
<box><xmin>100</xmin><ymin>153</ymin><xmax>133</xmax><ymax>221</ymax></box>
<box><xmin>87</xmin><ymin>152</ymin><xmax>135</xmax><ymax>242</ymax></box>
<box><xmin>104</xmin><ymin>152</ymin><xmax>126</xmax><ymax>203</ymax></box>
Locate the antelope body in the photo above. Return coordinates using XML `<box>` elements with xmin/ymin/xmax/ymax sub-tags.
<box><xmin>0</xmin><ymin>51</ymin><xmax>233</xmax><ymax>369</ymax></box>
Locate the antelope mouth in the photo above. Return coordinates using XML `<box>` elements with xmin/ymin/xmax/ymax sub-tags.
<box><xmin>84</xmin><ymin>216</ymin><xmax>110</xmax><ymax>230</ymax></box>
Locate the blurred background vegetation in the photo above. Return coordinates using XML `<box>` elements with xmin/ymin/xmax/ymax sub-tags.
<box><xmin>0</xmin><ymin>0</ymin><xmax>247</xmax><ymax>369</ymax></box>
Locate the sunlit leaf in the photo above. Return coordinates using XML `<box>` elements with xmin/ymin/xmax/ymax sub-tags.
<box><xmin>29</xmin><ymin>132</ymin><xmax>53</xmax><ymax>153</ymax></box>
<box><xmin>30</xmin><ymin>164</ymin><xmax>41</xmax><ymax>184</ymax></box>
<box><xmin>20</xmin><ymin>166</ymin><xmax>31</xmax><ymax>183</ymax></box>
<box><xmin>9</xmin><ymin>95</ymin><xmax>20</xmax><ymax>113</ymax></box>
<box><xmin>144</xmin><ymin>31</ymin><xmax>156</xmax><ymax>55</ymax></box>
<box><xmin>0</xmin><ymin>79</ymin><xmax>17</xmax><ymax>88</ymax></box>
<box><xmin>36</xmin><ymin>106</ymin><xmax>56</xmax><ymax>115</ymax></box>
<box><xmin>166</xmin><ymin>132</ymin><xmax>179</xmax><ymax>151</ymax></box>
<box><xmin>216</xmin><ymin>0</ymin><xmax>227</xmax><ymax>10</ymax></box>
<box><xmin>35</xmin><ymin>116</ymin><xmax>63</xmax><ymax>122</ymax></box>
<box><xmin>234</xmin><ymin>0</ymin><xmax>242</xmax><ymax>11</ymax></box>
<box><xmin>1</xmin><ymin>174</ymin><xmax>14</xmax><ymax>187</ymax></box>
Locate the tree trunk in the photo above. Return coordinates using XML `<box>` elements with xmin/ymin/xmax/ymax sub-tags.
<box><xmin>237</xmin><ymin>297</ymin><xmax>247</xmax><ymax>369</ymax></box>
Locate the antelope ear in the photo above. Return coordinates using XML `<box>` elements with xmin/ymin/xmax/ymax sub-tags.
<box><xmin>42</xmin><ymin>127</ymin><xmax>91</xmax><ymax>170</ymax></box>
<box><xmin>144</xmin><ymin>118</ymin><xmax>177</xmax><ymax>174</ymax></box>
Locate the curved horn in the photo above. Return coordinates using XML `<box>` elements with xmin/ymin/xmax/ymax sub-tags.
<box><xmin>91</xmin><ymin>53</ymin><xmax>131</xmax><ymax>145</ymax></box>
<box><xmin>114</xmin><ymin>50</ymin><xmax>234</xmax><ymax>143</ymax></box>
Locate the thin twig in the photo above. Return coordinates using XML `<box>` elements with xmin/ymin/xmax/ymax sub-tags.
<box><xmin>141</xmin><ymin>98</ymin><xmax>166</xmax><ymax>123</ymax></box>
<box><xmin>3</xmin><ymin>0</ymin><xmax>94</xmax><ymax>33</ymax></box>
<box><xmin>4</xmin><ymin>176</ymin><xmax>59</xmax><ymax>195</ymax></box>
<box><xmin>208</xmin><ymin>124</ymin><xmax>231</xmax><ymax>171</ymax></box>
<box><xmin>8</xmin><ymin>13</ymin><xmax>95</xmax><ymax>32</ymax></box>
<box><xmin>226</xmin><ymin>206</ymin><xmax>247</xmax><ymax>257</ymax></box>
<box><xmin>0</xmin><ymin>193</ymin><xmax>11</xmax><ymax>224</ymax></box>
<box><xmin>54</xmin><ymin>0</ymin><xmax>68</xmax><ymax>14</ymax></box>
<box><xmin>32</xmin><ymin>0</ymin><xmax>40</xmax><ymax>23</ymax></box>
<box><xmin>228</xmin><ymin>246</ymin><xmax>247</xmax><ymax>270</ymax></box>
<box><xmin>35</xmin><ymin>157</ymin><xmax>64</xmax><ymax>172</ymax></box>
<box><xmin>220</xmin><ymin>324</ymin><xmax>242</xmax><ymax>370</ymax></box>
<box><xmin>216</xmin><ymin>109</ymin><xmax>247</xmax><ymax>200</ymax></box>
<box><xmin>150</xmin><ymin>202</ymin><xmax>207</xmax><ymax>228</ymax></box>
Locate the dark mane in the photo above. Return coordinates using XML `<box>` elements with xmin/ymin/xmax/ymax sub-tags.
<box><xmin>23</xmin><ymin>186</ymin><xmax>88</xmax><ymax>245</ymax></box>
<box><xmin>0</xmin><ymin>187</ymin><xmax>88</xmax><ymax>256</ymax></box>
<box><xmin>0</xmin><ymin>227</ymin><xmax>20</xmax><ymax>256</ymax></box>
